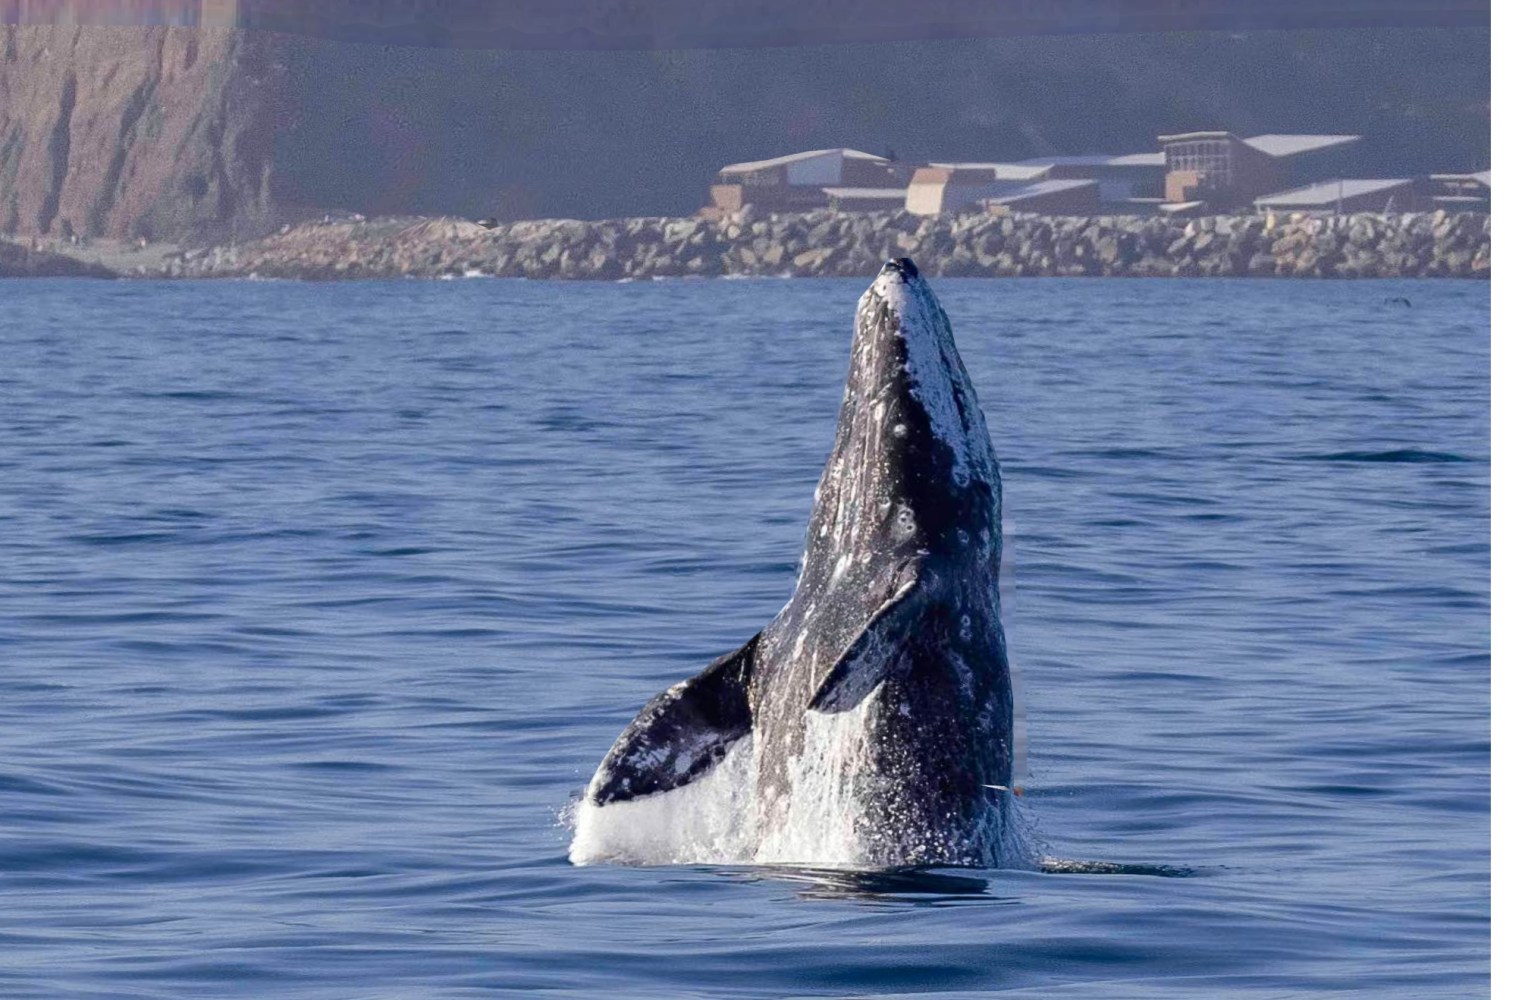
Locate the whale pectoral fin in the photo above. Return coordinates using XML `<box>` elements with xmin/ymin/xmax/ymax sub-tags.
<box><xmin>808</xmin><ymin>566</ymin><xmax>927</xmax><ymax>714</ymax></box>
<box><xmin>588</xmin><ymin>633</ymin><xmax>758</xmax><ymax>806</ymax></box>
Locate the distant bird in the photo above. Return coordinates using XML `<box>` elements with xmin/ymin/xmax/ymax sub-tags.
<box><xmin>475</xmin><ymin>217</ymin><xmax>501</xmax><ymax>231</ymax></box>
<box><xmin>1385</xmin><ymin>296</ymin><xmax>1413</xmax><ymax>308</ymax></box>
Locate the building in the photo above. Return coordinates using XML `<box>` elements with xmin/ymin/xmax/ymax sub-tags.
<box><xmin>907</xmin><ymin>164</ymin><xmax>1051</xmax><ymax>215</ymax></box>
<box><xmin>1012</xmin><ymin>152</ymin><xmax>1165</xmax><ymax>204</ymax></box>
<box><xmin>1426</xmin><ymin>170</ymin><xmax>1490</xmax><ymax>212</ymax></box>
<box><xmin>984</xmin><ymin>179</ymin><xmax>1100</xmax><ymax>215</ymax></box>
<box><xmin>1159</xmin><ymin>132</ymin><xmax>1360</xmax><ymax>210</ymax></box>
<box><xmin>1253</xmin><ymin>178</ymin><xmax>1418</xmax><ymax>214</ymax></box>
<box><xmin>909</xmin><ymin>167</ymin><xmax>1102</xmax><ymax>217</ymax></box>
<box><xmin>707</xmin><ymin>148</ymin><xmax>911</xmax><ymax>213</ymax></box>
<box><xmin>929</xmin><ymin>162</ymin><xmax>1053</xmax><ymax>182</ymax></box>
<box><xmin>822</xmin><ymin>187</ymin><xmax>909</xmax><ymax>213</ymax></box>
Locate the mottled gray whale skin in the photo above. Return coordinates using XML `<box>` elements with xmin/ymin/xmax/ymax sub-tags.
<box><xmin>585</xmin><ymin>258</ymin><xmax>1013</xmax><ymax>866</ymax></box>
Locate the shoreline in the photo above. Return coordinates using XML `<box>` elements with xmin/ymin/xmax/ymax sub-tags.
<box><xmin>3</xmin><ymin>209</ymin><xmax>1490</xmax><ymax>281</ymax></box>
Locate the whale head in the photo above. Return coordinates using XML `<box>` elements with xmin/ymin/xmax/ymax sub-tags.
<box><xmin>804</xmin><ymin>258</ymin><xmax>1000</xmax><ymax>581</ymax></box>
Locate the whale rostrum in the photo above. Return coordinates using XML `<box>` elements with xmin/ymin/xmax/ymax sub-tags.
<box><xmin>584</xmin><ymin>258</ymin><xmax>1015</xmax><ymax>866</ymax></box>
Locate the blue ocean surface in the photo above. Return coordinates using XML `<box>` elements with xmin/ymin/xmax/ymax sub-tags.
<box><xmin>0</xmin><ymin>276</ymin><xmax>1488</xmax><ymax>998</ymax></box>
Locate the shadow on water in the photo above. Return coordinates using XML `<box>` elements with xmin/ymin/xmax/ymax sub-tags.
<box><xmin>710</xmin><ymin>857</ymin><xmax>1194</xmax><ymax>903</ymax></box>
<box><xmin>722</xmin><ymin>865</ymin><xmax>993</xmax><ymax>903</ymax></box>
<box><xmin>1290</xmin><ymin>449</ymin><xmax>1475</xmax><ymax>464</ymax></box>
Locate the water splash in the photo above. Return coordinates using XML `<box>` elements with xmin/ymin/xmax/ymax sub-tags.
<box><xmin>569</xmin><ymin>697</ymin><xmax>1038</xmax><ymax>869</ymax></box>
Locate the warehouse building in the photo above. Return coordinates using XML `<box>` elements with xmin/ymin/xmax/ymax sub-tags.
<box><xmin>1012</xmin><ymin>152</ymin><xmax>1165</xmax><ymax>204</ymax></box>
<box><xmin>707</xmin><ymin>149</ymin><xmax>911</xmax><ymax>213</ymax></box>
<box><xmin>1253</xmin><ymin>177</ymin><xmax>1417</xmax><ymax>213</ymax></box>
<box><xmin>822</xmin><ymin>187</ymin><xmax>911</xmax><ymax>212</ymax></box>
<box><xmin>906</xmin><ymin>164</ymin><xmax>1053</xmax><ymax>215</ymax></box>
<box><xmin>984</xmin><ymin>179</ymin><xmax>1101</xmax><ymax>215</ymax></box>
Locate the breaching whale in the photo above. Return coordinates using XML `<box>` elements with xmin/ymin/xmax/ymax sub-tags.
<box><xmin>574</xmin><ymin>259</ymin><xmax>1016</xmax><ymax>868</ymax></box>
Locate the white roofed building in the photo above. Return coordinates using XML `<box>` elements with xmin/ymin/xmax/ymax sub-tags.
<box><xmin>1425</xmin><ymin>170</ymin><xmax>1491</xmax><ymax>211</ymax></box>
<box><xmin>707</xmin><ymin>148</ymin><xmax>913</xmax><ymax>213</ymax></box>
<box><xmin>1254</xmin><ymin>178</ymin><xmax>1417</xmax><ymax>213</ymax></box>
<box><xmin>1011</xmin><ymin>152</ymin><xmax>1166</xmax><ymax>205</ymax></box>
<box><xmin>906</xmin><ymin>166</ymin><xmax>1042</xmax><ymax>216</ymax></box>
<box><xmin>1242</xmin><ymin>134</ymin><xmax>1361</xmax><ymax>157</ymax></box>
<box><xmin>929</xmin><ymin>162</ymin><xmax>1053</xmax><ymax>182</ymax></box>
<box><xmin>983</xmin><ymin>179</ymin><xmax>1101</xmax><ymax>215</ymax></box>
<box><xmin>823</xmin><ymin>187</ymin><xmax>910</xmax><ymax>212</ymax></box>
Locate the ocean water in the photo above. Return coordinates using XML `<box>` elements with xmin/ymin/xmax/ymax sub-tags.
<box><xmin>0</xmin><ymin>276</ymin><xmax>1488</xmax><ymax>998</ymax></box>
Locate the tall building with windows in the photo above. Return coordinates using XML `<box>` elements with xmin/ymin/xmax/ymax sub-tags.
<box><xmin>1158</xmin><ymin>132</ymin><xmax>1360</xmax><ymax>209</ymax></box>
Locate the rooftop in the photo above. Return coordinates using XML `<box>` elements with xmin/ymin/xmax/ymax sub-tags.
<box><xmin>985</xmin><ymin>179</ymin><xmax>1098</xmax><ymax>203</ymax></box>
<box><xmin>929</xmin><ymin>162</ymin><xmax>1052</xmax><ymax>181</ymax></box>
<box><xmin>1111</xmin><ymin>151</ymin><xmax>1169</xmax><ymax>167</ymax></box>
<box><xmin>1015</xmin><ymin>153</ymin><xmax>1164</xmax><ymax>168</ymax></box>
<box><xmin>1254</xmin><ymin>178</ymin><xmax>1411</xmax><ymax>207</ymax></box>
<box><xmin>821</xmin><ymin>187</ymin><xmax>907</xmax><ymax>199</ymax></box>
<box><xmin>719</xmin><ymin>148</ymin><xmax>888</xmax><ymax>174</ymax></box>
<box><xmin>1158</xmin><ymin>132</ymin><xmax>1360</xmax><ymax>157</ymax></box>
<box><xmin>1242</xmin><ymin>134</ymin><xmax>1361</xmax><ymax>157</ymax></box>
<box><xmin>1158</xmin><ymin>130</ymin><xmax>1237</xmax><ymax>144</ymax></box>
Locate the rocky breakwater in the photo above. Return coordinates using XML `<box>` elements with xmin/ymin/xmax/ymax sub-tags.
<box><xmin>169</xmin><ymin>209</ymin><xmax>1490</xmax><ymax>281</ymax></box>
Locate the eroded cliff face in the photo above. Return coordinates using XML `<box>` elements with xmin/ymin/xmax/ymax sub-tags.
<box><xmin>0</xmin><ymin>25</ymin><xmax>281</xmax><ymax>240</ymax></box>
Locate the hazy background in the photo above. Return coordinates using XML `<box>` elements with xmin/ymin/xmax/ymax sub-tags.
<box><xmin>0</xmin><ymin>21</ymin><xmax>1490</xmax><ymax>241</ymax></box>
<box><xmin>276</xmin><ymin>29</ymin><xmax>1490</xmax><ymax>221</ymax></box>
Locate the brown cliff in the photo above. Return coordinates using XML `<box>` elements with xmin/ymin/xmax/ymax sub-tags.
<box><xmin>0</xmin><ymin>25</ymin><xmax>280</xmax><ymax>240</ymax></box>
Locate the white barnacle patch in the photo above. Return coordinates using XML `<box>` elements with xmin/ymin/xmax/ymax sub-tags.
<box><xmin>949</xmin><ymin>652</ymin><xmax>976</xmax><ymax>700</ymax></box>
<box><xmin>858</xmin><ymin>268</ymin><xmax>998</xmax><ymax>493</ymax></box>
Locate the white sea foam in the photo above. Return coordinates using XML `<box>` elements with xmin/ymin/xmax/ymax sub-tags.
<box><xmin>568</xmin><ymin>693</ymin><xmax>1037</xmax><ymax>869</ymax></box>
<box><xmin>568</xmin><ymin>736</ymin><xmax>759</xmax><ymax>866</ymax></box>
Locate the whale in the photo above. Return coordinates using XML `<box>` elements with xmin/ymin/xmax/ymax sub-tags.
<box><xmin>577</xmin><ymin>258</ymin><xmax>1016</xmax><ymax>867</ymax></box>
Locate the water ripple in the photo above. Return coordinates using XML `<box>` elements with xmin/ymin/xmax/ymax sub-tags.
<box><xmin>0</xmin><ymin>277</ymin><xmax>1488</xmax><ymax>999</ymax></box>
